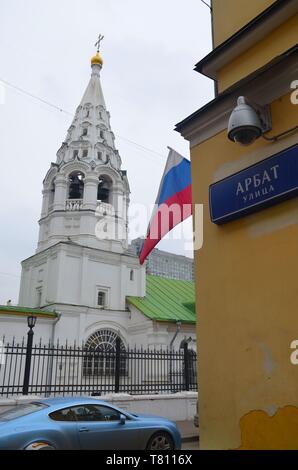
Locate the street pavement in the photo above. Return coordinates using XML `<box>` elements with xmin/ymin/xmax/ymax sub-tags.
<box><xmin>176</xmin><ymin>420</ymin><xmax>199</xmax><ymax>450</ymax></box>
<box><xmin>182</xmin><ymin>440</ymin><xmax>199</xmax><ymax>450</ymax></box>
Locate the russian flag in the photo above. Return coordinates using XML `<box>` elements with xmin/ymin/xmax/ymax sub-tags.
<box><xmin>139</xmin><ymin>148</ymin><xmax>192</xmax><ymax>265</ymax></box>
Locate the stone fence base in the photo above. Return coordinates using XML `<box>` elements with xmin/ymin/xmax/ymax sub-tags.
<box><xmin>0</xmin><ymin>391</ymin><xmax>197</xmax><ymax>421</ymax></box>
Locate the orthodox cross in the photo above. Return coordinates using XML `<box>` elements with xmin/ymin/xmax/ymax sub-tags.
<box><xmin>95</xmin><ymin>34</ymin><xmax>104</xmax><ymax>52</ymax></box>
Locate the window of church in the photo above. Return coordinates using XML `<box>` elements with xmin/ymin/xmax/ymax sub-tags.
<box><xmin>100</xmin><ymin>130</ymin><xmax>104</xmax><ymax>139</ymax></box>
<box><xmin>82</xmin><ymin>128</ymin><xmax>88</xmax><ymax>137</ymax></box>
<box><xmin>68</xmin><ymin>171</ymin><xmax>84</xmax><ymax>199</ymax></box>
<box><xmin>82</xmin><ymin>149</ymin><xmax>88</xmax><ymax>158</ymax></box>
<box><xmin>130</xmin><ymin>269</ymin><xmax>134</xmax><ymax>281</ymax></box>
<box><xmin>36</xmin><ymin>288</ymin><xmax>42</xmax><ymax>308</ymax></box>
<box><xmin>97</xmin><ymin>175</ymin><xmax>112</xmax><ymax>203</ymax></box>
<box><xmin>97</xmin><ymin>291</ymin><xmax>106</xmax><ymax>307</ymax></box>
<box><xmin>97</xmin><ymin>151</ymin><xmax>102</xmax><ymax>160</ymax></box>
<box><xmin>73</xmin><ymin>150</ymin><xmax>78</xmax><ymax>159</ymax></box>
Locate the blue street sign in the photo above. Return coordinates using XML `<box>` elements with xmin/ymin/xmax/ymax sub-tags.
<box><xmin>209</xmin><ymin>143</ymin><xmax>298</xmax><ymax>224</ymax></box>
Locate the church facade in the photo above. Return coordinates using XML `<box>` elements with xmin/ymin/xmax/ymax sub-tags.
<box><xmin>2</xmin><ymin>48</ymin><xmax>196</xmax><ymax>353</ymax></box>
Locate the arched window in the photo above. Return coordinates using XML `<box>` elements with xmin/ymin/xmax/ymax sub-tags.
<box><xmin>97</xmin><ymin>175</ymin><xmax>112</xmax><ymax>203</ymax></box>
<box><xmin>68</xmin><ymin>171</ymin><xmax>84</xmax><ymax>199</ymax></box>
<box><xmin>83</xmin><ymin>330</ymin><xmax>126</xmax><ymax>376</ymax></box>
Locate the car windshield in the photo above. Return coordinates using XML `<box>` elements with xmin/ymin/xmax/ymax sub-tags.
<box><xmin>0</xmin><ymin>402</ymin><xmax>48</xmax><ymax>421</ymax></box>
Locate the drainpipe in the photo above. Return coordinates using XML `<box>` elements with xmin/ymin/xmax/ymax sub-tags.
<box><xmin>45</xmin><ymin>312</ymin><xmax>62</xmax><ymax>396</ymax></box>
<box><xmin>51</xmin><ymin>312</ymin><xmax>62</xmax><ymax>346</ymax></box>
<box><xmin>169</xmin><ymin>321</ymin><xmax>181</xmax><ymax>388</ymax></box>
<box><xmin>170</xmin><ymin>321</ymin><xmax>181</xmax><ymax>351</ymax></box>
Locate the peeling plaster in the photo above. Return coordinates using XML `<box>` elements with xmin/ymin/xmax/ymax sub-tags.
<box><xmin>259</xmin><ymin>342</ymin><xmax>276</xmax><ymax>376</ymax></box>
<box><xmin>264</xmin><ymin>404</ymin><xmax>277</xmax><ymax>417</ymax></box>
<box><xmin>237</xmin><ymin>406</ymin><xmax>298</xmax><ymax>450</ymax></box>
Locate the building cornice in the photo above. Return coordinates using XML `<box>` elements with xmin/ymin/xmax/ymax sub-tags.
<box><xmin>195</xmin><ymin>0</ymin><xmax>298</xmax><ymax>80</ymax></box>
<box><xmin>0</xmin><ymin>306</ymin><xmax>57</xmax><ymax>319</ymax></box>
<box><xmin>38</xmin><ymin>208</ymin><xmax>117</xmax><ymax>224</ymax></box>
<box><xmin>21</xmin><ymin>240</ymin><xmax>140</xmax><ymax>265</ymax></box>
<box><xmin>176</xmin><ymin>46</ymin><xmax>298</xmax><ymax>147</ymax></box>
<box><xmin>42</xmin><ymin>301</ymin><xmax>129</xmax><ymax>314</ymax></box>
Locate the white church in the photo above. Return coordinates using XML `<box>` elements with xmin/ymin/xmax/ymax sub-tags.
<box><xmin>0</xmin><ymin>47</ymin><xmax>196</xmax><ymax>353</ymax></box>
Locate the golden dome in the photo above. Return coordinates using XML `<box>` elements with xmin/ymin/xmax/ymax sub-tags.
<box><xmin>91</xmin><ymin>51</ymin><xmax>103</xmax><ymax>66</ymax></box>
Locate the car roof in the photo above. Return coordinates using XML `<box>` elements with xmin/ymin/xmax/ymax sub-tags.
<box><xmin>35</xmin><ymin>396</ymin><xmax>113</xmax><ymax>407</ymax></box>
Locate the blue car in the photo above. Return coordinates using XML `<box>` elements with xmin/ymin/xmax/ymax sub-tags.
<box><xmin>0</xmin><ymin>397</ymin><xmax>181</xmax><ymax>450</ymax></box>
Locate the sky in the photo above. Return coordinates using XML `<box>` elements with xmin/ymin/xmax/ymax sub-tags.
<box><xmin>0</xmin><ymin>0</ymin><xmax>213</xmax><ymax>304</ymax></box>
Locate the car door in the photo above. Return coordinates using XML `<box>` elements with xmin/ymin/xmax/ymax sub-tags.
<box><xmin>48</xmin><ymin>406</ymin><xmax>82</xmax><ymax>449</ymax></box>
<box><xmin>72</xmin><ymin>404</ymin><xmax>142</xmax><ymax>450</ymax></box>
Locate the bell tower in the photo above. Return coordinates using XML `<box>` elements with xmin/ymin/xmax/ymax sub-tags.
<box><xmin>38</xmin><ymin>44</ymin><xmax>129</xmax><ymax>254</ymax></box>
<box><xmin>18</xmin><ymin>43</ymin><xmax>145</xmax><ymax>314</ymax></box>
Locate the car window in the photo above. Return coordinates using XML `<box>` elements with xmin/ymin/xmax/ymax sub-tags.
<box><xmin>73</xmin><ymin>404</ymin><xmax>121</xmax><ymax>422</ymax></box>
<box><xmin>0</xmin><ymin>402</ymin><xmax>48</xmax><ymax>421</ymax></box>
<box><xmin>49</xmin><ymin>407</ymin><xmax>78</xmax><ymax>422</ymax></box>
<box><xmin>49</xmin><ymin>404</ymin><xmax>123</xmax><ymax>422</ymax></box>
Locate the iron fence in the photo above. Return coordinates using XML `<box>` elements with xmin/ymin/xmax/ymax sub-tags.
<box><xmin>0</xmin><ymin>337</ymin><xmax>197</xmax><ymax>397</ymax></box>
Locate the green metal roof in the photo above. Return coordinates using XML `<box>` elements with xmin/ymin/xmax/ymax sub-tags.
<box><xmin>127</xmin><ymin>275</ymin><xmax>196</xmax><ymax>324</ymax></box>
<box><xmin>0</xmin><ymin>305</ymin><xmax>57</xmax><ymax>318</ymax></box>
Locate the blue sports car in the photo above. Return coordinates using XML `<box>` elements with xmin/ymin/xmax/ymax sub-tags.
<box><xmin>0</xmin><ymin>397</ymin><xmax>181</xmax><ymax>450</ymax></box>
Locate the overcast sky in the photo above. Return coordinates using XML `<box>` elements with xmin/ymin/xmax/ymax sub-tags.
<box><xmin>0</xmin><ymin>0</ymin><xmax>213</xmax><ymax>304</ymax></box>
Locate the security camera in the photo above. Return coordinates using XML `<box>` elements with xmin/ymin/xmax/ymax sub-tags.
<box><xmin>228</xmin><ymin>96</ymin><xmax>271</xmax><ymax>146</ymax></box>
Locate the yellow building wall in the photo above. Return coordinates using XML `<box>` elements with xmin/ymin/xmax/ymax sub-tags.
<box><xmin>212</xmin><ymin>0</ymin><xmax>276</xmax><ymax>47</ymax></box>
<box><xmin>191</xmin><ymin>93</ymin><xmax>298</xmax><ymax>449</ymax></box>
<box><xmin>217</xmin><ymin>15</ymin><xmax>298</xmax><ymax>92</ymax></box>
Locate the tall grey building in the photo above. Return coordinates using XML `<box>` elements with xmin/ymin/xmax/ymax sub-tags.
<box><xmin>129</xmin><ymin>238</ymin><xmax>194</xmax><ymax>281</ymax></box>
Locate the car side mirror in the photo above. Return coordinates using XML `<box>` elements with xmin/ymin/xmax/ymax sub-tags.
<box><xmin>120</xmin><ymin>414</ymin><xmax>126</xmax><ymax>425</ymax></box>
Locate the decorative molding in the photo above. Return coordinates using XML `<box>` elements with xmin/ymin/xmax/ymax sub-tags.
<box><xmin>96</xmin><ymin>164</ymin><xmax>123</xmax><ymax>183</ymax></box>
<box><xmin>60</xmin><ymin>160</ymin><xmax>90</xmax><ymax>176</ymax></box>
<box><xmin>195</xmin><ymin>0</ymin><xmax>298</xmax><ymax>79</ymax></box>
<box><xmin>177</xmin><ymin>48</ymin><xmax>298</xmax><ymax>147</ymax></box>
<box><xmin>43</xmin><ymin>166</ymin><xmax>58</xmax><ymax>187</ymax></box>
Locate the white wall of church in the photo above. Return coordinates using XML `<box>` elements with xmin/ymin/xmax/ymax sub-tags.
<box><xmin>19</xmin><ymin>242</ymin><xmax>145</xmax><ymax>312</ymax></box>
<box><xmin>128</xmin><ymin>305</ymin><xmax>196</xmax><ymax>350</ymax></box>
<box><xmin>0</xmin><ymin>316</ymin><xmax>54</xmax><ymax>343</ymax></box>
<box><xmin>0</xmin><ymin>307</ymin><xmax>196</xmax><ymax>352</ymax></box>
